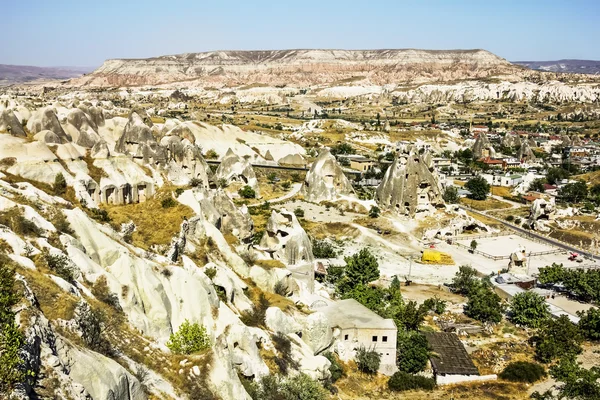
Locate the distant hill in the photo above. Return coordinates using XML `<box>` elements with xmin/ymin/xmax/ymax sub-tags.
<box><xmin>0</xmin><ymin>64</ymin><xmax>96</xmax><ymax>86</ymax></box>
<box><xmin>66</xmin><ymin>48</ymin><xmax>521</xmax><ymax>87</ymax></box>
<box><xmin>514</xmin><ymin>60</ymin><xmax>600</xmax><ymax>75</ymax></box>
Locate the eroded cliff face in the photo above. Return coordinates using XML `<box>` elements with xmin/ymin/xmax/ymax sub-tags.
<box><xmin>67</xmin><ymin>49</ymin><xmax>518</xmax><ymax>87</ymax></box>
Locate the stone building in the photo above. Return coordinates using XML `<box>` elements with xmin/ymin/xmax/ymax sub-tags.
<box><xmin>321</xmin><ymin>299</ymin><xmax>397</xmax><ymax>375</ymax></box>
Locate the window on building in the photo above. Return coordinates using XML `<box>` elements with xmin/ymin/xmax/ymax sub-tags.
<box><xmin>344</xmin><ymin>334</ymin><xmax>348</xmax><ymax>341</ymax></box>
<box><xmin>382</xmin><ymin>336</ymin><xmax>388</xmax><ymax>342</ymax></box>
<box><xmin>372</xmin><ymin>336</ymin><xmax>377</xmax><ymax>342</ymax></box>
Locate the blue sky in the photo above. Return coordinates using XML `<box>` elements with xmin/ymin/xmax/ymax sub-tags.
<box><xmin>2</xmin><ymin>0</ymin><xmax>599</xmax><ymax>67</ymax></box>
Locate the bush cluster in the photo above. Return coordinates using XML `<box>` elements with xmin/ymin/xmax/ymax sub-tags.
<box><xmin>356</xmin><ymin>346</ymin><xmax>381</xmax><ymax>374</ymax></box>
<box><xmin>499</xmin><ymin>361</ymin><xmax>546</xmax><ymax>383</ymax></box>
<box><xmin>388</xmin><ymin>371</ymin><xmax>435</xmax><ymax>391</ymax></box>
<box><xmin>166</xmin><ymin>320</ymin><xmax>211</xmax><ymax>354</ymax></box>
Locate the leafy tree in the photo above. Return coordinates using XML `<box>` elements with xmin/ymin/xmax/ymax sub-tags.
<box><xmin>532</xmin><ymin>357</ymin><xmax>600</xmax><ymax>400</ymax></box>
<box><xmin>464</xmin><ymin>281</ymin><xmax>504</xmax><ymax>323</ymax></box>
<box><xmin>537</xmin><ymin>263</ymin><xmax>567</xmax><ymax>285</ymax></box>
<box><xmin>534</xmin><ymin>315</ymin><xmax>583</xmax><ymax>363</ymax></box>
<box><xmin>451</xmin><ymin>265</ymin><xmax>478</xmax><ymax>295</ymax></box>
<box><xmin>577</xmin><ymin>307</ymin><xmax>600</xmax><ymax>341</ymax></box>
<box><xmin>396</xmin><ymin>331</ymin><xmax>430</xmax><ymax>373</ymax></box>
<box><xmin>388</xmin><ymin>371</ymin><xmax>435</xmax><ymax>391</ymax></box>
<box><xmin>167</xmin><ymin>320</ymin><xmax>211</xmax><ymax>354</ymax></box>
<box><xmin>559</xmin><ymin>181</ymin><xmax>588</xmax><ymax>203</ymax></box>
<box><xmin>238</xmin><ymin>185</ymin><xmax>256</xmax><ymax>199</ymax></box>
<box><xmin>249</xmin><ymin>373</ymin><xmax>328</xmax><ymax>400</ymax></box>
<box><xmin>393</xmin><ymin>300</ymin><xmax>428</xmax><ymax>331</ymax></box>
<box><xmin>465</xmin><ymin>176</ymin><xmax>490</xmax><ymax>200</ymax></box>
<box><xmin>422</xmin><ymin>296</ymin><xmax>447</xmax><ymax>315</ymax></box>
<box><xmin>369</xmin><ymin>206</ymin><xmax>380</xmax><ymax>218</ymax></box>
<box><xmin>331</xmin><ymin>143</ymin><xmax>354</xmax><ymax>155</ymax></box>
<box><xmin>54</xmin><ymin>172</ymin><xmax>67</xmax><ymax>196</ymax></box>
<box><xmin>293</xmin><ymin>207</ymin><xmax>305</xmax><ymax>218</ymax></box>
<box><xmin>343</xmin><ymin>248</ymin><xmax>380</xmax><ymax>287</ymax></box>
<box><xmin>528</xmin><ymin>178</ymin><xmax>546</xmax><ymax>193</ymax></box>
<box><xmin>356</xmin><ymin>346</ymin><xmax>381</xmax><ymax>374</ymax></box>
<box><xmin>342</xmin><ymin>284</ymin><xmax>386</xmax><ymax>315</ymax></box>
<box><xmin>312</xmin><ymin>240</ymin><xmax>337</xmax><ymax>259</ymax></box>
<box><xmin>499</xmin><ymin>361</ymin><xmax>546</xmax><ymax>383</ymax></box>
<box><xmin>442</xmin><ymin>186</ymin><xmax>459</xmax><ymax>204</ymax></box>
<box><xmin>470</xmin><ymin>240</ymin><xmax>478</xmax><ymax>252</ymax></box>
<box><xmin>510</xmin><ymin>291</ymin><xmax>550</xmax><ymax>328</ymax></box>
<box><xmin>546</xmin><ymin>167</ymin><xmax>570</xmax><ymax>185</ymax></box>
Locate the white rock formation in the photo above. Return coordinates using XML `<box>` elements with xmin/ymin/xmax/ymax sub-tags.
<box><xmin>259</xmin><ymin>209</ymin><xmax>313</xmax><ymax>266</ymax></box>
<box><xmin>300</xmin><ymin>149</ymin><xmax>355</xmax><ymax>202</ymax></box>
<box><xmin>214</xmin><ymin>149</ymin><xmax>260</xmax><ymax>196</ymax></box>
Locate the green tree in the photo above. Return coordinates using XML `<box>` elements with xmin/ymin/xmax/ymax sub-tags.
<box><xmin>534</xmin><ymin>315</ymin><xmax>583</xmax><ymax>363</ymax></box>
<box><xmin>533</xmin><ymin>357</ymin><xmax>600</xmax><ymax>400</ymax></box>
<box><xmin>369</xmin><ymin>206</ymin><xmax>380</xmax><ymax>218</ymax></box>
<box><xmin>546</xmin><ymin>167</ymin><xmax>570</xmax><ymax>185</ymax></box>
<box><xmin>537</xmin><ymin>263</ymin><xmax>567</xmax><ymax>285</ymax></box>
<box><xmin>442</xmin><ymin>186</ymin><xmax>459</xmax><ymax>204</ymax></box>
<box><xmin>53</xmin><ymin>172</ymin><xmax>67</xmax><ymax>196</ymax></box>
<box><xmin>166</xmin><ymin>320</ymin><xmax>211</xmax><ymax>354</ymax></box>
<box><xmin>528</xmin><ymin>178</ymin><xmax>547</xmax><ymax>193</ymax></box>
<box><xmin>464</xmin><ymin>282</ymin><xmax>504</xmax><ymax>323</ymax></box>
<box><xmin>393</xmin><ymin>300</ymin><xmax>428</xmax><ymax>331</ymax></box>
<box><xmin>343</xmin><ymin>248</ymin><xmax>380</xmax><ymax>287</ymax></box>
<box><xmin>238</xmin><ymin>185</ymin><xmax>256</xmax><ymax>199</ymax></box>
<box><xmin>451</xmin><ymin>265</ymin><xmax>478</xmax><ymax>295</ymax></box>
<box><xmin>559</xmin><ymin>181</ymin><xmax>588</xmax><ymax>203</ymax></box>
<box><xmin>510</xmin><ymin>291</ymin><xmax>550</xmax><ymax>328</ymax></box>
<box><xmin>470</xmin><ymin>240</ymin><xmax>478</xmax><ymax>252</ymax></box>
<box><xmin>267</xmin><ymin>172</ymin><xmax>278</xmax><ymax>184</ymax></box>
<box><xmin>396</xmin><ymin>331</ymin><xmax>430</xmax><ymax>373</ymax></box>
<box><xmin>577</xmin><ymin>307</ymin><xmax>600</xmax><ymax>341</ymax></box>
<box><xmin>465</xmin><ymin>176</ymin><xmax>490</xmax><ymax>200</ymax></box>
<box><xmin>342</xmin><ymin>284</ymin><xmax>386</xmax><ymax>315</ymax></box>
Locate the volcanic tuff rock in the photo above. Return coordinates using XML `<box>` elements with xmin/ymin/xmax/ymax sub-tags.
<box><xmin>260</xmin><ymin>208</ymin><xmax>313</xmax><ymax>266</ymax></box>
<box><xmin>516</xmin><ymin>141</ymin><xmax>537</xmax><ymax>162</ymax></box>
<box><xmin>26</xmin><ymin>106</ymin><xmax>71</xmax><ymax>143</ymax></box>
<box><xmin>502</xmin><ymin>133</ymin><xmax>521</xmax><ymax>149</ymax></box>
<box><xmin>300</xmin><ymin>149</ymin><xmax>355</xmax><ymax>202</ymax></box>
<box><xmin>375</xmin><ymin>152</ymin><xmax>444</xmax><ymax>217</ymax></box>
<box><xmin>214</xmin><ymin>148</ymin><xmax>260</xmax><ymax>196</ymax></box>
<box><xmin>528</xmin><ymin>197</ymin><xmax>556</xmax><ymax>232</ymax></box>
<box><xmin>68</xmin><ymin>49</ymin><xmax>517</xmax><ymax>87</ymax></box>
<box><xmin>0</xmin><ymin>109</ymin><xmax>26</xmax><ymax>137</ymax></box>
<box><xmin>472</xmin><ymin>132</ymin><xmax>496</xmax><ymax>159</ymax></box>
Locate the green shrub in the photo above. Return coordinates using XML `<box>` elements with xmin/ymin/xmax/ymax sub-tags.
<box><xmin>388</xmin><ymin>371</ymin><xmax>435</xmax><ymax>391</ymax></box>
<box><xmin>510</xmin><ymin>291</ymin><xmax>550</xmax><ymax>328</ymax></box>
<box><xmin>506</xmin><ymin>215</ymin><xmax>514</xmax><ymax>222</ymax></box>
<box><xmin>323</xmin><ymin>352</ymin><xmax>345</xmax><ymax>383</ymax></box>
<box><xmin>240</xmin><ymin>293</ymin><xmax>269</xmax><ymax>327</ymax></box>
<box><xmin>175</xmin><ymin>188</ymin><xmax>184</xmax><ymax>197</ymax></box>
<box><xmin>189</xmin><ymin>178</ymin><xmax>203</xmax><ymax>187</ymax></box>
<box><xmin>500</xmin><ymin>361</ymin><xmax>546</xmax><ymax>383</ymax></box>
<box><xmin>249</xmin><ymin>374</ymin><xmax>327</xmax><ymax>400</ymax></box>
<box><xmin>91</xmin><ymin>275</ymin><xmax>121</xmax><ymax>311</ymax></box>
<box><xmin>161</xmin><ymin>197</ymin><xmax>177</xmax><ymax>208</ymax></box>
<box><xmin>0</xmin><ymin>208</ymin><xmax>43</xmax><ymax>237</ymax></box>
<box><xmin>356</xmin><ymin>346</ymin><xmax>380</xmax><ymax>374</ymax></box>
<box><xmin>273</xmin><ymin>280</ymin><xmax>288</xmax><ymax>296</ymax></box>
<box><xmin>369</xmin><ymin>206</ymin><xmax>380</xmax><ymax>218</ymax></box>
<box><xmin>282</xmin><ymin>181</ymin><xmax>291</xmax><ymax>190</ymax></box>
<box><xmin>54</xmin><ymin>172</ymin><xmax>67</xmax><ymax>196</ymax></box>
<box><xmin>239</xmin><ymin>185</ymin><xmax>256</xmax><ymax>199</ymax></box>
<box><xmin>312</xmin><ymin>239</ymin><xmax>337</xmax><ymax>258</ymax></box>
<box><xmin>75</xmin><ymin>301</ymin><xmax>112</xmax><ymax>355</ymax></box>
<box><xmin>272</xmin><ymin>332</ymin><xmax>300</xmax><ymax>375</ymax></box>
<box><xmin>293</xmin><ymin>207</ymin><xmax>305</xmax><ymax>218</ymax></box>
<box><xmin>89</xmin><ymin>207</ymin><xmax>111</xmax><ymax>222</ymax></box>
<box><xmin>166</xmin><ymin>320</ymin><xmax>211</xmax><ymax>354</ymax></box>
<box><xmin>45</xmin><ymin>252</ymin><xmax>76</xmax><ymax>284</ymax></box>
<box><xmin>397</xmin><ymin>332</ymin><xmax>430</xmax><ymax>374</ymax></box>
<box><xmin>204</xmin><ymin>267</ymin><xmax>217</xmax><ymax>280</ymax></box>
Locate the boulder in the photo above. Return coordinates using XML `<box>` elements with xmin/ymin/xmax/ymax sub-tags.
<box><xmin>300</xmin><ymin>149</ymin><xmax>355</xmax><ymax>202</ymax></box>
<box><xmin>375</xmin><ymin>152</ymin><xmax>444</xmax><ymax>217</ymax></box>
<box><xmin>26</xmin><ymin>106</ymin><xmax>71</xmax><ymax>143</ymax></box>
<box><xmin>0</xmin><ymin>109</ymin><xmax>26</xmax><ymax>137</ymax></box>
<box><xmin>265</xmin><ymin>307</ymin><xmax>302</xmax><ymax>334</ymax></box>
<box><xmin>301</xmin><ymin>312</ymin><xmax>333</xmax><ymax>355</ymax></box>
<box><xmin>528</xmin><ymin>197</ymin><xmax>555</xmax><ymax>232</ymax></box>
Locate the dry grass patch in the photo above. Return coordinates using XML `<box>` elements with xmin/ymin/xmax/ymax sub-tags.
<box><xmin>254</xmin><ymin>259</ymin><xmax>286</xmax><ymax>270</ymax></box>
<box><xmin>460</xmin><ymin>197</ymin><xmax>512</xmax><ymax>211</ymax></box>
<box><xmin>19</xmin><ymin>266</ymin><xmax>78</xmax><ymax>321</ymax></box>
<box><xmin>82</xmin><ymin>152</ymin><xmax>108</xmax><ymax>183</ymax></box>
<box><xmin>102</xmin><ymin>188</ymin><xmax>194</xmax><ymax>250</ymax></box>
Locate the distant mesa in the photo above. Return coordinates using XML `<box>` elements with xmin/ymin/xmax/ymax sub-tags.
<box><xmin>65</xmin><ymin>48</ymin><xmax>520</xmax><ymax>87</ymax></box>
<box><xmin>0</xmin><ymin>64</ymin><xmax>95</xmax><ymax>86</ymax></box>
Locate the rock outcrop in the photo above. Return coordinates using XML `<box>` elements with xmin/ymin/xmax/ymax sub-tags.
<box><xmin>0</xmin><ymin>109</ymin><xmax>26</xmax><ymax>137</ymax></box>
<box><xmin>214</xmin><ymin>149</ymin><xmax>260</xmax><ymax>196</ymax></box>
<box><xmin>472</xmin><ymin>132</ymin><xmax>495</xmax><ymax>159</ymax></box>
<box><xmin>300</xmin><ymin>149</ymin><xmax>355</xmax><ymax>202</ymax></box>
<box><xmin>259</xmin><ymin>209</ymin><xmax>313</xmax><ymax>266</ymax></box>
<box><xmin>26</xmin><ymin>107</ymin><xmax>71</xmax><ymax>143</ymax></box>
<box><xmin>517</xmin><ymin>142</ymin><xmax>537</xmax><ymax>162</ymax></box>
<box><xmin>528</xmin><ymin>197</ymin><xmax>556</xmax><ymax>232</ymax></box>
<box><xmin>375</xmin><ymin>152</ymin><xmax>444</xmax><ymax>217</ymax></box>
<box><xmin>115</xmin><ymin>112</ymin><xmax>165</xmax><ymax>163</ymax></box>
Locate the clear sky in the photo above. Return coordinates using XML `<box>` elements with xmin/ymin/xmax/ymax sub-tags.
<box><xmin>3</xmin><ymin>0</ymin><xmax>599</xmax><ymax>67</ymax></box>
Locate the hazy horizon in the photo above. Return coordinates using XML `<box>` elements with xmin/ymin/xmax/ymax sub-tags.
<box><xmin>4</xmin><ymin>0</ymin><xmax>599</xmax><ymax>67</ymax></box>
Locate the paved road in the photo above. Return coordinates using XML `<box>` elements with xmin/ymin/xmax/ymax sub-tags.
<box><xmin>460</xmin><ymin>205</ymin><xmax>599</xmax><ymax>261</ymax></box>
